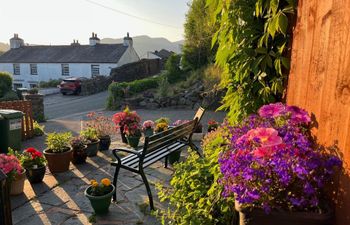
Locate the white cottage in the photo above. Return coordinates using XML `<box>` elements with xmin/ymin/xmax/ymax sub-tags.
<box><xmin>0</xmin><ymin>33</ymin><xmax>140</xmax><ymax>89</ymax></box>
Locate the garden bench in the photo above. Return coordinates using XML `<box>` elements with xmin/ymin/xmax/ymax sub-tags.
<box><xmin>111</xmin><ymin>107</ymin><xmax>205</xmax><ymax>210</ymax></box>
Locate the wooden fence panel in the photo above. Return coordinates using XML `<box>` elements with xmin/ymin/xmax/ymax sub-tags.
<box><xmin>0</xmin><ymin>100</ymin><xmax>34</xmax><ymax>140</ymax></box>
<box><xmin>287</xmin><ymin>0</ymin><xmax>350</xmax><ymax>224</ymax></box>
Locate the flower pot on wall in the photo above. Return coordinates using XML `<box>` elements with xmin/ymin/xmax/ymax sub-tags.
<box><xmin>10</xmin><ymin>169</ymin><xmax>26</xmax><ymax>195</ymax></box>
<box><xmin>43</xmin><ymin>148</ymin><xmax>73</xmax><ymax>173</ymax></box>
<box><xmin>99</xmin><ymin>135</ymin><xmax>111</xmax><ymax>151</ymax></box>
<box><xmin>25</xmin><ymin>166</ymin><xmax>46</xmax><ymax>184</ymax></box>
<box><xmin>126</xmin><ymin>136</ymin><xmax>140</xmax><ymax>148</ymax></box>
<box><xmin>85</xmin><ymin>185</ymin><xmax>115</xmax><ymax>215</ymax></box>
<box><xmin>86</xmin><ymin>140</ymin><xmax>100</xmax><ymax>157</ymax></box>
<box><xmin>235</xmin><ymin>201</ymin><xmax>333</xmax><ymax>225</ymax></box>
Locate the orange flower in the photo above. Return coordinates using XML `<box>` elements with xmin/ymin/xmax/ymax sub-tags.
<box><xmin>101</xmin><ymin>178</ymin><xmax>111</xmax><ymax>186</ymax></box>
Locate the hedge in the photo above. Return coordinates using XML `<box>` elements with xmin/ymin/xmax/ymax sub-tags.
<box><xmin>106</xmin><ymin>76</ymin><xmax>161</xmax><ymax>109</ymax></box>
<box><xmin>0</xmin><ymin>72</ymin><xmax>12</xmax><ymax>98</ymax></box>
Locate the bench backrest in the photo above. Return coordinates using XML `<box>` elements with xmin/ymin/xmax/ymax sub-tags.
<box><xmin>142</xmin><ymin>119</ymin><xmax>197</xmax><ymax>157</ymax></box>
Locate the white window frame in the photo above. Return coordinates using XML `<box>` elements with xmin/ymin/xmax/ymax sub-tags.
<box><xmin>13</xmin><ymin>83</ymin><xmax>23</xmax><ymax>89</ymax></box>
<box><xmin>30</xmin><ymin>64</ymin><xmax>38</xmax><ymax>75</ymax></box>
<box><xmin>61</xmin><ymin>64</ymin><xmax>69</xmax><ymax>76</ymax></box>
<box><xmin>13</xmin><ymin>64</ymin><xmax>20</xmax><ymax>75</ymax></box>
<box><xmin>91</xmin><ymin>64</ymin><xmax>100</xmax><ymax>76</ymax></box>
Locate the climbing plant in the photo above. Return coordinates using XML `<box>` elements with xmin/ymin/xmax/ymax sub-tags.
<box><xmin>208</xmin><ymin>0</ymin><xmax>296</xmax><ymax>122</ymax></box>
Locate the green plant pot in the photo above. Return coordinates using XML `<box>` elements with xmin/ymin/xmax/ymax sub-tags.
<box><xmin>126</xmin><ymin>136</ymin><xmax>141</xmax><ymax>148</ymax></box>
<box><xmin>144</xmin><ymin>128</ymin><xmax>154</xmax><ymax>137</ymax></box>
<box><xmin>168</xmin><ymin>151</ymin><xmax>181</xmax><ymax>164</ymax></box>
<box><xmin>85</xmin><ymin>185</ymin><xmax>115</xmax><ymax>215</ymax></box>
<box><xmin>86</xmin><ymin>140</ymin><xmax>100</xmax><ymax>157</ymax></box>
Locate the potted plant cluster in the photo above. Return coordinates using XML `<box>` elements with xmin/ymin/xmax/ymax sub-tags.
<box><xmin>80</xmin><ymin>127</ymin><xmax>99</xmax><ymax>157</ymax></box>
<box><xmin>0</xmin><ymin>153</ymin><xmax>25</xmax><ymax>195</ymax></box>
<box><xmin>70</xmin><ymin>136</ymin><xmax>88</xmax><ymax>164</ymax></box>
<box><xmin>155</xmin><ymin>117</ymin><xmax>170</xmax><ymax>133</ymax></box>
<box><xmin>219</xmin><ymin>103</ymin><xmax>342</xmax><ymax>225</ymax></box>
<box><xmin>84</xmin><ymin>178</ymin><xmax>115</xmax><ymax>215</ymax></box>
<box><xmin>44</xmin><ymin>132</ymin><xmax>73</xmax><ymax>173</ymax></box>
<box><xmin>207</xmin><ymin>119</ymin><xmax>219</xmax><ymax>132</ymax></box>
<box><xmin>21</xmin><ymin>147</ymin><xmax>47</xmax><ymax>183</ymax></box>
<box><xmin>85</xmin><ymin>112</ymin><xmax>115</xmax><ymax>151</ymax></box>
<box><xmin>124</xmin><ymin>122</ymin><xmax>142</xmax><ymax>148</ymax></box>
<box><xmin>142</xmin><ymin>120</ymin><xmax>155</xmax><ymax>137</ymax></box>
<box><xmin>112</xmin><ymin>106</ymin><xmax>141</xmax><ymax>144</ymax></box>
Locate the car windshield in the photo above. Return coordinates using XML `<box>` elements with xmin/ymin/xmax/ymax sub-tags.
<box><xmin>63</xmin><ymin>80</ymin><xmax>76</xmax><ymax>83</ymax></box>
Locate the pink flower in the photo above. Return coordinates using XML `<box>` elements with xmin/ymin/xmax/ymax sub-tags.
<box><xmin>253</xmin><ymin>147</ymin><xmax>274</xmax><ymax>158</ymax></box>
<box><xmin>258</xmin><ymin>103</ymin><xmax>286</xmax><ymax>118</ymax></box>
<box><xmin>247</xmin><ymin>127</ymin><xmax>282</xmax><ymax>147</ymax></box>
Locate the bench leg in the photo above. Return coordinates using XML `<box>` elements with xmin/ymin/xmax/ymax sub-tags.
<box><xmin>139</xmin><ymin>169</ymin><xmax>154</xmax><ymax>210</ymax></box>
<box><xmin>164</xmin><ymin>156</ymin><xmax>168</xmax><ymax>168</ymax></box>
<box><xmin>112</xmin><ymin>165</ymin><xmax>120</xmax><ymax>202</ymax></box>
<box><xmin>189</xmin><ymin>142</ymin><xmax>202</xmax><ymax>157</ymax></box>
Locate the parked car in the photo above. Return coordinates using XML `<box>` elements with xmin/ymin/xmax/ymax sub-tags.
<box><xmin>59</xmin><ymin>77</ymin><xmax>82</xmax><ymax>95</ymax></box>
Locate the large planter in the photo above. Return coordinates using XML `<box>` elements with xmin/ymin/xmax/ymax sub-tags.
<box><xmin>126</xmin><ymin>136</ymin><xmax>141</xmax><ymax>148</ymax></box>
<box><xmin>99</xmin><ymin>135</ymin><xmax>111</xmax><ymax>151</ymax></box>
<box><xmin>84</xmin><ymin>185</ymin><xmax>115</xmax><ymax>215</ymax></box>
<box><xmin>120</xmin><ymin>127</ymin><xmax>128</xmax><ymax>144</ymax></box>
<box><xmin>86</xmin><ymin>140</ymin><xmax>100</xmax><ymax>157</ymax></box>
<box><xmin>72</xmin><ymin>145</ymin><xmax>88</xmax><ymax>164</ymax></box>
<box><xmin>25</xmin><ymin>166</ymin><xmax>46</xmax><ymax>183</ymax></box>
<box><xmin>43</xmin><ymin>148</ymin><xmax>73</xmax><ymax>173</ymax></box>
<box><xmin>143</xmin><ymin>128</ymin><xmax>154</xmax><ymax>137</ymax></box>
<box><xmin>10</xmin><ymin>169</ymin><xmax>26</xmax><ymax>195</ymax></box>
<box><xmin>235</xmin><ymin>201</ymin><xmax>333</xmax><ymax>225</ymax></box>
<box><xmin>168</xmin><ymin>151</ymin><xmax>181</xmax><ymax>164</ymax></box>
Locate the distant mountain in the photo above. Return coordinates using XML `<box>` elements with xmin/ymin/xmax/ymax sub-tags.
<box><xmin>101</xmin><ymin>35</ymin><xmax>184</xmax><ymax>58</ymax></box>
<box><xmin>0</xmin><ymin>42</ymin><xmax>9</xmax><ymax>53</ymax></box>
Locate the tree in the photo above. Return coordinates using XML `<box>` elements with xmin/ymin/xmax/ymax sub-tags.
<box><xmin>165</xmin><ymin>54</ymin><xmax>182</xmax><ymax>83</ymax></box>
<box><xmin>181</xmin><ymin>0</ymin><xmax>217</xmax><ymax>71</ymax></box>
<box><xmin>0</xmin><ymin>72</ymin><xmax>12</xmax><ymax>97</ymax></box>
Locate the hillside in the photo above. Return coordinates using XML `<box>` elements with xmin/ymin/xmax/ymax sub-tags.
<box><xmin>101</xmin><ymin>35</ymin><xmax>183</xmax><ymax>58</ymax></box>
<box><xmin>0</xmin><ymin>42</ymin><xmax>9</xmax><ymax>53</ymax></box>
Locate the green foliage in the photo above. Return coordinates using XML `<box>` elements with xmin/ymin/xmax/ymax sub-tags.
<box><xmin>46</xmin><ymin>132</ymin><xmax>72</xmax><ymax>153</ymax></box>
<box><xmin>157</xmin><ymin>76</ymin><xmax>171</xmax><ymax>97</ymax></box>
<box><xmin>39</xmin><ymin>79</ymin><xmax>62</xmax><ymax>88</ymax></box>
<box><xmin>165</xmin><ymin>54</ymin><xmax>183</xmax><ymax>83</ymax></box>
<box><xmin>0</xmin><ymin>72</ymin><xmax>13</xmax><ymax>98</ymax></box>
<box><xmin>107</xmin><ymin>76</ymin><xmax>161</xmax><ymax>109</ymax></box>
<box><xmin>208</xmin><ymin>0</ymin><xmax>296</xmax><ymax>122</ymax></box>
<box><xmin>182</xmin><ymin>0</ymin><xmax>218</xmax><ymax>70</ymax></box>
<box><xmin>33</xmin><ymin>121</ymin><xmax>45</xmax><ymax>136</ymax></box>
<box><xmin>155</xmin><ymin>127</ymin><xmax>235</xmax><ymax>225</ymax></box>
<box><xmin>0</xmin><ymin>90</ymin><xmax>19</xmax><ymax>102</ymax></box>
<box><xmin>80</xmin><ymin>127</ymin><xmax>98</xmax><ymax>142</ymax></box>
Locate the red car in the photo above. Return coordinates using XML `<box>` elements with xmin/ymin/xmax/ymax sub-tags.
<box><xmin>59</xmin><ymin>77</ymin><xmax>82</xmax><ymax>95</ymax></box>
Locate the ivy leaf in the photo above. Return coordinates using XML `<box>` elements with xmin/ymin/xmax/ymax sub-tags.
<box><xmin>278</xmin><ymin>12</ymin><xmax>288</xmax><ymax>35</ymax></box>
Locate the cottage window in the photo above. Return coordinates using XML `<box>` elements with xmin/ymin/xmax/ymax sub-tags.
<box><xmin>13</xmin><ymin>83</ymin><xmax>23</xmax><ymax>89</ymax></box>
<box><xmin>61</xmin><ymin>64</ymin><xmax>69</xmax><ymax>76</ymax></box>
<box><xmin>13</xmin><ymin>64</ymin><xmax>20</xmax><ymax>75</ymax></box>
<box><xmin>30</xmin><ymin>64</ymin><xmax>38</xmax><ymax>75</ymax></box>
<box><xmin>91</xmin><ymin>65</ymin><xmax>100</xmax><ymax>76</ymax></box>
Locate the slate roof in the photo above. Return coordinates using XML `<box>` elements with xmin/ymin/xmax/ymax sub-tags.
<box><xmin>153</xmin><ymin>49</ymin><xmax>174</xmax><ymax>59</ymax></box>
<box><xmin>0</xmin><ymin>44</ymin><xmax>128</xmax><ymax>63</ymax></box>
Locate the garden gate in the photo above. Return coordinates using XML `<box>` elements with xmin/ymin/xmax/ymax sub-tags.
<box><xmin>287</xmin><ymin>0</ymin><xmax>350</xmax><ymax>224</ymax></box>
<box><xmin>0</xmin><ymin>100</ymin><xmax>34</xmax><ymax>140</ymax></box>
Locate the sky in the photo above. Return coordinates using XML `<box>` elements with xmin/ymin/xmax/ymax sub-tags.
<box><xmin>0</xmin><ymin>0</ymin><xmax>189</xmax><ymax>45</ymax></box>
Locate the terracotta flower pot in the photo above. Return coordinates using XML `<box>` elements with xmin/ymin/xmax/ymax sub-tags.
<box><xmin>99</xmin><ymin>136</ymin><xmax>111</xmax><ymax>151</ymax></box>
<box><xmin>72</xmin><ymin>145</ymin><xmax>88</xmax><ymax>164</ymax></box>
<box><xmin>235</xmin><ymin>201</ymin><xmax>333</xmax><ymax>225</ymax></box>
<box><xmin>126</xmin><ymin>136</ymin><xmax>141</xmax><ymax>148</ymax></box>
<box><xmin>25</xmin><ymin>166</ymin><xmax>46</xmax><ymax>183</ymax></box>
<box><xmin>43</xmin><ymin>148</ymin><xmax>73</xmax><ymax>173</ymax></box>
<box><xmin>10</xmin><ymin>169</ymin><xmax>26</xmax><ymax>195</ymax></box>
<box><xmin>86</xmin><ymin>140</ymin><xmax>100</xmax><ymax>157</ymax></box>
<box><xmin>85</xmin><ymin>184</ymin><xmax>115</xmax><ymax>215</ymax></box>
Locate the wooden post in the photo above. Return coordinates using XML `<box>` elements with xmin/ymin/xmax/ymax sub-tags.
<box><xmin>0</xmin><ymin>170</ymin><xmax>12</xmax><ymax>225</ymax></box>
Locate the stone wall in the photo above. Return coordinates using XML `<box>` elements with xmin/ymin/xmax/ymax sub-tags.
<box><xmin>80</xmin><ymin>76</ymin><xmax>112</xmax><ymax>96</ymax></box>
<box><xmin>23</xmin><ymin>94</ymin><xmax>45</xmax><ymax>122</ymax></box>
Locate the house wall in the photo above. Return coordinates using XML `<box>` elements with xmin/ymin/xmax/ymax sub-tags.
<box><xmin>0</xmin><ymin>63</ymin><xmax>117</xmax><ymax>88</ymax></box>
<box><xmin>287</xmin><ymin>0</ymin><xmax>350</xmax><ymax>224</ymax></box>
<box><xmin>117</xmin><ymin>46</ymin><xmax>140</xmax><ymax>67</ymax></box>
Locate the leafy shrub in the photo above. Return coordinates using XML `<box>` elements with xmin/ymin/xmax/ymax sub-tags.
<box><xmin>0</xmin><ymin>90</ymin><xmax>19</xmax><ymax>102</ymax></box>
<box><xmin>0</xmin><ymin>72</ymin><xmax>12</xmax><ymax>98</ymax></box>
<box><xmin>156</xmin><ymin>126</ymin><xmax>236</xmax><ymax>225</ymax></box>
<box><xmin>80</xmin><ymin>127</ymin><xmax>99</xmax><ymax>143</ymax></box>
<box><xmin>203</xmin><ymin>64</ymin><xmax>222</xmax><ymax>91</ymax></box>
<box><xmin>33</xmin><ymin>121</ymin><xmax>45</xmax><ymax>136</ymax></box>
<box><xmin>46</xmin><ymin>132</ymin><xmax>72</xmax><ymax>153</ymax></box>
<box><xmin>39</xmin><ymin>79</ymin><xmax>62</xmax><ymax>88</ymax></box>
<box><xmin>107</xmin><ymin>76</ymin><xmax>161</xmax><ymax>109</ymax></box>
<box><xmin>165</xmin><ymin>54</ymin><xmax>183</xmax><ymax>83</ymax></box>
<box><xmin>157</xmin><ymin>76</ymin><xmax>170</xmax><ymax>97</ymax></box>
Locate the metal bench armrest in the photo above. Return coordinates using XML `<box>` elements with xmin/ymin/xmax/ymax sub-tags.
<box><xmin>112</xmin><ymin>148</ymin><xmax>141</xmax><ymax>159</ymax></box>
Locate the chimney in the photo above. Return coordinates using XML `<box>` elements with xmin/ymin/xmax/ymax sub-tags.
<box><xmin>123</xmin><ymin>32</ymin><xmax>133</xmax><ymax>47</ymax></box>
<box><xmin>71</xmin><ymin>39</ymin><xmax>80</xmax><ymax>46</ymax></box>
<box><xmin>10</xmin><ymin>33</ymin><xmax>24</xmax><ymax>49</ymax></box>
<box><xmin>89</xmin><ymin>32</ymin><xmax>100</xmax><ymax>46</ymax></box>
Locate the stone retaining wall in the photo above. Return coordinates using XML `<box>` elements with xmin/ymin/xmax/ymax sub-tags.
<box><xmin>23</xmin><ymin>94</ymin><xmax>45</xmax><ymax>122</ymax></box>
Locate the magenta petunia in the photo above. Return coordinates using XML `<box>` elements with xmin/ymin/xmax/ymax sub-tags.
<box><xmin>258</xmin><ymin>102</ymin><xmax>286</xmax><ymax>118</ymax></box>
<box><xmin>247</xmin><ymin>127</ymin><xmax>282</xmax><ymax>147</ymax></box>
<box><xmin>286</xmin><ymin>106</ymin><xmax>311</xmax><ymax>124</ymax></box>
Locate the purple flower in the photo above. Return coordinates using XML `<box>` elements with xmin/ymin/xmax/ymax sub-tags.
<box><xmin>286</xmin><ymin>105</ymin><xmax>311</xmax><ymax>124</ymax></box>
<box><xmin>258</xmin><ymin>102</ymin><xmax>286</xmax><ymax>118</ymax></box>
